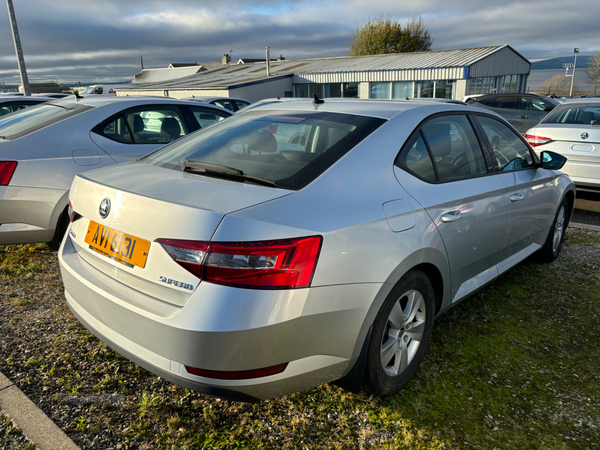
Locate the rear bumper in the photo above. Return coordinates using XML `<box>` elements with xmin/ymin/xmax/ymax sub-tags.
<box><xmin>59</xmin><ymin>234</ymin><xmax>380</xmax><ymax>400</ymax></box>
<box><xmin>0</xmin><ymin>185</ymin><xmax>64</xmax><ymax>244</ymax></box>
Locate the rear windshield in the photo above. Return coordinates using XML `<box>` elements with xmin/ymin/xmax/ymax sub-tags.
<box><xmin>0</xmin><ymin>102</ymin><xmax>92</xmax><ymax>140</ymax></box>
<box><xmin>542</xmin><ymin>103</ymin><xmax>600</xmax><ymax>125</ymax></box>
<box><xmin>141</xmin><ymin>110</ymin><xmax>385</xmax><ymax>190</ymax></box>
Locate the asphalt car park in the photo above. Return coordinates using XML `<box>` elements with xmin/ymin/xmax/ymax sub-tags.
<box><xmin>59</xmin><ymin>98</ymin><xmax>574</xmax><ymax>401</ymax></box>
<box><xmin>0</xmin><ymin>96</ymin><xmax>232</xmax><ymax>249</ymax></box>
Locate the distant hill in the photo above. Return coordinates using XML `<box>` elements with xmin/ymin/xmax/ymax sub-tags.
<box><xmin>531</xmin><ymin>56</ymin><xmax>593</xmax><ymax>70</ymax></box>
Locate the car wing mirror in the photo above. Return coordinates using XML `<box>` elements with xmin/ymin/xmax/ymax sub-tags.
<box><xmin>591</xmin><ymin>120</ymin><xmax>600</xmax><ymax>126</ymax></box>
<box><xmin>540</xmin><ymin>151</ymin><xmax>566</xmax><ymax>170</ymax></box>
<box><xmin>544</xmin><ymin>106</ymin><xmax>554</xmax><ymax>112</ymax></box>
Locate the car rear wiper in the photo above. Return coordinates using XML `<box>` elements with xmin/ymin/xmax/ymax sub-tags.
<box><xmin>181</xmin><ymin>160</ymin><xmax>277</xmax><ymax>188</ymax></box>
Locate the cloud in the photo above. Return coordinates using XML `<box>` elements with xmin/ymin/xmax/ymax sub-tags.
<box><xmin>0</xmin><ymin>0</ymin><xmax>598</xmax><ymax>85</ymax></box>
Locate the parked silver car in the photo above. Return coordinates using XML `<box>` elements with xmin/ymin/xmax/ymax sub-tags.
<box><xmin>182</xmin><ymin>96</ymin><xmax>251</xmax><ymax>112</ymax></box>
<box><xmin>467</xmin><ymin>93</ymin><xmax>559</xmax><ymax>134</ymax></box>
<box><xmin>59</xmin><ymin>99</ymin><xmax>575</xmax><ymax>401</ymax></box>
<box><xmin>525</xmin><ymin>98</ymin><xmax>600</xmax><ymax>192</ymax></box>
<box><xmin>0</xmin><ymin>95</ymin><xmax>51</xmax><ymax>116</ymax></box>
<box><xmin>0</xmin><ymin>96</ymin><xmax>231</xmax><ymax>248</ymax></box>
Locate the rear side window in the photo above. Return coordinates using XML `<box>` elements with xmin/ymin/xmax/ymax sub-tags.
<box><xmin>476</xmin><ymin>116</ymin><xmax>535</xmax><ymax>171</ymax></box>
<box><xmin>189</xmin><ymin>107</ymin><xmax>230</xmax><ymax>128</ymax></box>
<box><xmin>397</xmin><ymin>115</ymin><xmax>488</xmax><ymax>183</ymax></box>
<box><xmin>494</xmin><ymin>97</ymin><xmax>518</xmax><ymax>109</ymax></box>
<box><xmin>0</xmin><ymin>102</ymin><xmax>92</xmax><ymax>140</ymax></box>
<box><xmin>477</xmin><ymin>97</ymin><xmax>496</xmax><ymax>107</ymax></box>
<box><xmin>93</xmin><ymin>107</ymin><xmax>189</xmax><ymax>144</ymax></box>
<box><xmin>543</xmin><ymin>104</ymin><xmax>600</xmax><ymax>124</ymax></box>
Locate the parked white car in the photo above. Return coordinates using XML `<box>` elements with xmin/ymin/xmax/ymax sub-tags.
<box><xmin>0</xmin><ymin>96</ymin><xmax>231</xmax><ymax>248</ymax></box>
<box><xmin>525</xmin><ymin>98</ymin><xmax>600</xmax><ymax>191</ymax></box>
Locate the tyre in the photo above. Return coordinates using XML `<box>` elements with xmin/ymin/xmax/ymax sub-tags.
<box><xmin>47</xmin><ymin>206</ymin><xmax>69</xmax><ymax>251</ymax></box>
<box><xmin>535</xmin><ymin>197</ymin><xmax>569</xmax><ymax>263</ymax></box>
<box><xmin>363</xmin><ymin>270</ymin><xmax>435</xmax><ymax>396</ymax></box>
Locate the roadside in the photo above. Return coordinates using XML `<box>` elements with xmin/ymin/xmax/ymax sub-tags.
<box><xmin>1</xmin><ymin>229</ymin><xmax>599</xmax><ymax>449</ymax></box>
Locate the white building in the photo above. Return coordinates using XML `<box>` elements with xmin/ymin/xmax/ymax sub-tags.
<box><xmin>117</xmin><ymin>45</ymin><xmax>530</xmax><ymax>102</ymax></box>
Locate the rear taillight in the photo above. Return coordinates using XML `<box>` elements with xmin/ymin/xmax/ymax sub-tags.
<box><xmin>0</xmin><ymin>161</ymin><xmax>17</xmax><ymax>186</ymax></box>
<box><xmin>156</xmin><ymin>236</ymin><xmax>322</xmax><ymax>289</ymax></box>
<box><xmin>67</xmin><ymin>200</ymin><xmax>82</xmax><ymax>223</ymax></box>
<box><xmin>524</xmin><ymin>134</ymin><xmax>552</xmax><ymax>147</ymax></box>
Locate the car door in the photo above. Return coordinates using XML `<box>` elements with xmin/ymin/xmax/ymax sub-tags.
<box><xmin>89</xmin><ymin>106</ymin><xmax>191</xmax><ymax>163</ymax></box>
<box><xmin>474</xmin><ymin>114</ymin><xmax>557</xmax><ymax>270</ymax></box>
<box><xmin>394</xmin><ymin>113</ymin><xmax>511</xmax><ymax>304</ymax></box>
<box><xmin>491</xmin><ymin>96</ymin><xmax>524</xmax><ymax>132</ymax></box>
<box><xmin>518</xmin><ymin>96</ymin><xmax>555</xmax><ymax>131</ymax></box>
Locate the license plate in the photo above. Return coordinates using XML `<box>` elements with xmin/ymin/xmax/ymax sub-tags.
<box><xmin>84</xmin><ymin>221</ymin><xmax>151</xmax><ymax>269</ymax></box>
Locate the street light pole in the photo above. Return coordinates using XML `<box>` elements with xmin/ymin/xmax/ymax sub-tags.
<box><xmin>569</xmin><ymin>48</ymin><xmax>579</xmax><ymax>98</ymax></box>
<box><xmin>6</xmin><ymin>0</ymin><xmax>31</xmax><ymax>96</ymax></box>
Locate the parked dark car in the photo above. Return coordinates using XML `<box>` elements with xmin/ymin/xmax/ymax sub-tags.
<box><xmin>466</xmin><ymin>93</ymin><xmax>559</xmax><ymax>134</ymax></box>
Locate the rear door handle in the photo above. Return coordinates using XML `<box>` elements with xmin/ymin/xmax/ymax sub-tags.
<box><xmin>510</xmin><ymin>193</ymin><xmax>524</xmax><ymax>202</ymax></box>
<box><xmin>517</xmin><ymin>115</ymin><xmax>529</xmax><ymax>119</ymax></box>
<box><xmin>441</xmin><ymin>211</ymin><xmax>463</xmax><ymax>222</ymax></box>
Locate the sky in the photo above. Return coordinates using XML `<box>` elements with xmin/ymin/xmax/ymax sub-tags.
<box><xmin>0</xmin><ymin>0</ymin><xmax>598</xmax><ymax>86</ymax></box>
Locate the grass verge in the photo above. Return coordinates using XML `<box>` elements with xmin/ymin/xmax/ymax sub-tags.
<box><xmin>0</xmin><ymin>229</ymin><xmax>599</xmax><ymax>449</ymax></box>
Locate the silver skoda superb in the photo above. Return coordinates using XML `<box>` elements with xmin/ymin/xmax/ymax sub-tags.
<box><xmin>59</xmin><ymin>99</ymin><xmax>575</xmax><ymax>401</ymax></box>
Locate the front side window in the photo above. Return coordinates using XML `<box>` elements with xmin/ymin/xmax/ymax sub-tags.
<box><xmin>476</xmin><ymin>115</ymin><xmax>534</xmax><ymax>171</ymax></box>
<box><xmin>141</xmin><ymin>110</ymin><xmax>385</xmax><ymax>190</ymax></box>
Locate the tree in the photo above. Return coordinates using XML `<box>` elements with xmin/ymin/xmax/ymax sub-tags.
<box><xmin>540</xmin><ymin>74</ymin><xmax>569</xmax><ymax>95</ymax></box>
<box><xmin>349</xmin><ymin>14</ymin><xmax>432</xmax><ymax>56</ymax></box>
<box><xmin>584</xmin><ymin>54</ymin><xmax>600</xmax><ymax>88</ymax></box>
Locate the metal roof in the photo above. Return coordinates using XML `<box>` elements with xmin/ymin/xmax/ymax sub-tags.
<box><xmin>122</xmin><ymin>45</ymin><xmax>528</xmax><ymax>92</ymax></box>
<box><xmin>131</xmin><ymin>66</ymin><xmax>206</xmax><ymax>85</ymax></box>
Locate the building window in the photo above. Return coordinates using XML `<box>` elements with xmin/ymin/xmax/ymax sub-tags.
<box><xmin>343</xmin><ymin>83</ymin><xmax>359</xmax><ymax>98</ymax></box>
<box><xmin>392</xmin><ymin>81</ymin><xmax>413</xmax><ymax>98</ymax></box>
<box><xmin>294</xmin><ymin>83</ymin><xmax>357</xmax><ymax>98</ymax></box>
<box><xmin>325</xmin><ymin>83</ymin><xmax>342</xmax><ymax>97</ymax></box>
<box><xmin>370</xmin><ymin>82</ymin><xmax>391</xmax><ymax>99</ymax></box>
<box><xmin>416</xmin><ymin>80</ymin><xmax>435</xmax><ymax>98</ymax></box>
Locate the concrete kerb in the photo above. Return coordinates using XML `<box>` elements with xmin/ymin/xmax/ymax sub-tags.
<box><xmin>0</xmin><ymin>370</ymin><xmax>80</xmax><ymax>450</ymax></box>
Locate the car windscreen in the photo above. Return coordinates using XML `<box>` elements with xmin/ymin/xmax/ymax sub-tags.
<box><xmin>141</xmin><ymin>110</ymin><xmax>386</xmax><ymax>190</ymax></box>
<box><xmin>542</xmin><ymin>103</ymin><xmax>600</xmax><ymax>125</ymax></box>
<box><xmin>0</xmin><ymin>102</ymin><xmax>93</xmax><ymax>140</ymax></box>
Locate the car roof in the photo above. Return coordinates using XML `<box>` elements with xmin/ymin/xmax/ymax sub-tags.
<box><xmin>183</xmin><ymin>96</ymin><xmax>250</xmax><ymax>103</ymax></box>
<box><xmin>560</xmin><ymin>98</ymin><xmax>600</xmax><ymax>104</ymax></box>
<box><xmin>48</xmin><ymin>95</ymin><xmax>233</xmax><ymax>112</ymax></box>
<box><xmin>238</xmin><ymin>98</ymin><xmax>483</xmax><ymax>120</ymax></box>
<box><xmin>0</xmin><ymin>96</ymin><xmax>52</xmax><ymax>104</ymax></box>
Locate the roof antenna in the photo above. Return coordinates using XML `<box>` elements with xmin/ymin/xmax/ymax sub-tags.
<box><xmin>277</xmin><ymin>96</ymin><xmax>280</xmax><ymax>100</ymax></box>
<box><xmin>405</xmin><ymin>97</ymin><xmax>409</xmax><ymax>100</ymax></box>
<box><xmin>74</xmin><ymin>91</ymin><xmax>83</xmax><ymax>100</ymax></box>
<box><xmin>313</xmin><ymin>94</ymin><xmax>324</xmax><ymax>105</ymax></box>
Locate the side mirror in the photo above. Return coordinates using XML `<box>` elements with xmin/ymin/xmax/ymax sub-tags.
<box><xmin>544</xmin><ymin>106</ymin><xmax>554</xmax><ymax>112</ymax></box>
<box><xmin>540</xmin><ymin>151</ymin><xmax>566</xmax><ymax>170</ymax></box>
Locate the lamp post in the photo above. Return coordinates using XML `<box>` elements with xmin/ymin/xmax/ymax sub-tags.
<box><xmin>6</xmin><ymin>0</ymin><xmax>30</xmax><ymax>96</ymax></box>
<box><xmin>569</xmin><ymin>48</ymin><xmax>579</xmax><ymax>97</ymax></box>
